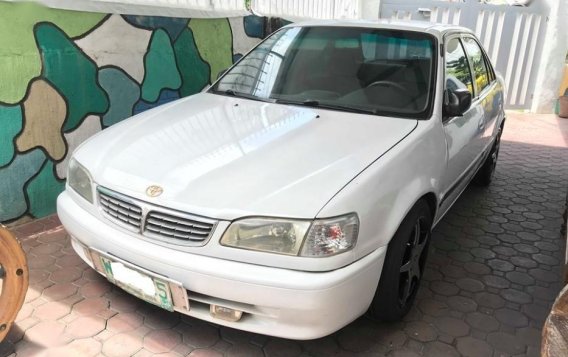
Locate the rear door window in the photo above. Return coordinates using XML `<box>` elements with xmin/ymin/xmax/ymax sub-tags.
<box><xmin>462</xmin><ymin>37</ymin><xmax>490</xmax><ymax>94</ymax></box>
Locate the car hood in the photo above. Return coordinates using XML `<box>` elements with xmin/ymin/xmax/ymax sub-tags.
<box><xmin>76</xmin><ymin>93</ymin><xmax>417</xmax><ymax>220</ymax></box>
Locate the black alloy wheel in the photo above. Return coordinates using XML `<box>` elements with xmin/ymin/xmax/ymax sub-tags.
<box><xmin>368</xmin><ymin>200</ymin><xmax>432</xmax><ymax>321</ymax></box>
<box><xmin>398</xmin><ymin>216</ymin><xmax>429</xmax><ymax>307</ymax></box>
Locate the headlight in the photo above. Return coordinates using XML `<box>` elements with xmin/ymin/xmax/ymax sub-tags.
<box><xmin>68</xmin><ymin>159</ymin><xmax>93</xmax><ymax>203</ymax></box>
<box><xmin>220</xmin><ymin>218</ymin><xmax>310</xmax><ymax>255</ymax></box>
<box><xmin>220</xmin><ymin>213</ymin><xmax>358</xmax><ymax>257</ymax></box>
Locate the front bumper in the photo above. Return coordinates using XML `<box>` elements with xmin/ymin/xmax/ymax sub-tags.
<box><xmin>57</xmin><ymin>191</ymin><xmax>386</xmax><ymax>339</ymax></box>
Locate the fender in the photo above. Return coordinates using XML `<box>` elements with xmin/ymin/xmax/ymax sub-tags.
<box><xmin>317</xmin><ymin>119</ymin><xmax>446</xmax><ymax>261</ymax></box>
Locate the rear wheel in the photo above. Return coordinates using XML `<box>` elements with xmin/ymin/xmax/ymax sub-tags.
<box><xmin>368</xmin><ymin>200</ymin><xmax>432</xmax><ymax>321</ymax></box>
<box><xmin>474</xmin><ymin>126</ymin><xmax>502</xmax><ymax>186</ymax></box>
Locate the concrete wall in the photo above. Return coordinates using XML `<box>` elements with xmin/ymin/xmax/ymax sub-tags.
<box><xmin>0</xmin><ymin>2</ymin><xmax>264</xmax><ymax>224</ymax></box>
<box><xmin>532</xmin><ymin>0</ymin><xmax>568</xmax><ymax>113</ymax></box>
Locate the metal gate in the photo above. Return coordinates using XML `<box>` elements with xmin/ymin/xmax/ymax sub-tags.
<box><xmin>380</xmin><ymin>0</ymin><xmax>550</xmax><ymax>110</ymax></box>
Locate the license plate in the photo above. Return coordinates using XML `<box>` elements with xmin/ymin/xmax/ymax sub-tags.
<box><xmin>89</xmin><ymin>250</ymin><xmax>178</xmax><ymax>311</ymax></box>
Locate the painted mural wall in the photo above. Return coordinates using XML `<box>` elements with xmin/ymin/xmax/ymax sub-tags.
<box><xmin>0</xmin><ymin>2</ymin><xmax>265</xmax><ymax>224</ymax></box>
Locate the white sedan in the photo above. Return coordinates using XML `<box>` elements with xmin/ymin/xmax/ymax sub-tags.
<box><xmin>58</xmin><ymin>20</ymin><xmax>505</xmax><ymax>339</ymax></box>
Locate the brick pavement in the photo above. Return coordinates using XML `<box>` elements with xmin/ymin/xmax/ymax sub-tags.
<box><xmin>1</xmin><ymin>112</ymin><xmax>567</xmax><ymax>357</ymax></box>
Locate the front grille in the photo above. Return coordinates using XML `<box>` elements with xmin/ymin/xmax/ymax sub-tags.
<box><xmin>145</xmin><ymin>211</ymin><xmax>214</xmax><ymax>242</ymax></box>
<box><xmin>98</xmin><ymin>188</ymin><xmax>142</xmax><ymax>230</ymax></box>
<box><xmin>97</xmin><ymin>186</ymin><xmax>216</xmax><ymax>246</ymax></box>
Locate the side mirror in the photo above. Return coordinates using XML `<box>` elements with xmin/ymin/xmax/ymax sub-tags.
<box><xmin>217</xmin><ymin>68</ymin><xmax>228</xmax><ymax>80</ymax></box>
<box><xmin>443</xmin><ymin>88</ymin><xmax>472</xmax><ymax>117</ymax></box>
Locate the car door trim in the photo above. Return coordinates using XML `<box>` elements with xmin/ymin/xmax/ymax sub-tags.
<box><xmin>438</xmin><ymin>144</ymin><xmax>488</xmax><ymax>208</ymax></box>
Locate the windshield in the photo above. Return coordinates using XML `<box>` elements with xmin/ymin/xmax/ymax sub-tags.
<box><xmin>211</xmin><ymin>26</ymin><xmax>436</xmax><ymax>119</ymax></box>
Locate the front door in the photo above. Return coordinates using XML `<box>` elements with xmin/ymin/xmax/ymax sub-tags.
<box><xmin>439</xmin><ymin>35</ymin><xmax>484</xmax><ymax>214</ymax></box>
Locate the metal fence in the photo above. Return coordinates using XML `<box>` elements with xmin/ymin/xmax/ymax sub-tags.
<box><xmin>251</xmin><ymin>0</ymin><xmax>361</xmax><ymax>20</ymax></box>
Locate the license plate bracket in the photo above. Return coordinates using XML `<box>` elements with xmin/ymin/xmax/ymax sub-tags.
<box><xmin>88</xmin><ymin>249</ymin><xmax>186</xmax><ymax>312</ymax></box>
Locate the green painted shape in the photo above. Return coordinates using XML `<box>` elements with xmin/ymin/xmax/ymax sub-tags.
<box><xmin>26</xmin><ymin>159</ymin><xmax>65</xmax><ymax>218</ymax></box>
<box><xmin>0</xmin><ymin>149</ymin><xmax>45</xmax><ymax>222</ymax></box>
<box><xmin>0</xmin><ymin>2</ymin><xmax>106</xmax><ymax>104</ymax></box>
<box><xmin>174</xmin><ymin>29</ymin><xmax>210</xmax><ymax>97</ymax></box>
<box><xmin>0</xmin><ymin>105</ymin><xmax>23</xmax><ymax>166</ymax></box>
<box><xmin>141</xmin><ymin>29</ymin><xmax>182</xmax><ymax>102</ymax></box>
<box><xmin>35</xmin><ymin>22</ymin><xmax>109</xmax><ymax>132</ymax></box>
<box><xmin>99</xmin><ymin>67</ymin><xmax>140</xmax><ymax>127</ymax></box>
<box><xmin>189</xmin><ymin>18</ymin><xmax>233</xmax><ymax>83</ymax></box>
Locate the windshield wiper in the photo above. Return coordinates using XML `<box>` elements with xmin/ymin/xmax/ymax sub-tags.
<box><xmin>274</xmin><ymin>99</ymin><xmax>381</xmax><ymax>116</ymax></box>
<box><xmin>212</xmin><ymin>89</ymin><xmax>275</xmax><ymax>103</ymax></box>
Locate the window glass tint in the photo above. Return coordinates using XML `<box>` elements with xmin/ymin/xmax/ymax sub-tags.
<box><xmin>445</xmin><ymin>38</ymin><xmax>474</xmax><ymax>95</ymax></box>
<box><xmin>362</xmin><ymin>33</ymin><xmax>433</xmax><ymax>61</ymax></box>
<box><xmin>213</xmin><ymin>27</ymin><xmax>436</xmax><ymax>119</ymax></box>
<box><xmin>462</xmin><ymin>37</ymin><xmax>490</xmax><ymax>93</ymax></box>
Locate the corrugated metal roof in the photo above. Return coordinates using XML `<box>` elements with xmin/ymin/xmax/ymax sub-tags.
<box><xmin>18</xmin><ymin>0</ymin><xmax>377</xmax><ymax>20</ymax></box>
<box><xmin>26</xmin><ymin>0</ymin><xmax>249</xmax><ymax>18</ymax></box>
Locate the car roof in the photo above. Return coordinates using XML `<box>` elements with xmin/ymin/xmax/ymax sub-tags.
<box><xmin>284</xmin><ymin>19</ymin><xmax>473</xmax><ymax>37</ymax></box>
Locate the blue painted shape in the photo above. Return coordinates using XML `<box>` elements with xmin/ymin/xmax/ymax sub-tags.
<box><xmin>0</xmin><ymin>104</ymin><xmax>23</xmax><ymax>166</ymax></box>
<box><xmin>122</xmin><ymin>15</ymin><xmax>188</xmax><ymax>40</ymax></box>
<box><xmin>0</xmin><ymin>149</ymin><xmax>46</xmax><ymax>222</ymax></box>
<box><xmin>141</xmin><ymin>29</ymin><xmax>182</xmax><ymax>102</ymax></box>
<box><xmin>244</xmin><ymin>15</ymin><xmax>264</xmax><ymax>39</ymax></box>
<box><xmin>232</xmin><ymin>54</ymin><xmax>243</xmax><ymax>63</ymax></box>
<box><xmin>99</xmin><ymin>67</ymin><xmax>140</xmax><ymax>127</ymax></box>
<box><xmin>133</xmin><ymin>89</ymin><xmax>180</xmax><ymax>115</ymax></box>
<box><xmin>35</xmin><ymin>23</ymin><xmax>109</xmax><ymax>132</ymax></box>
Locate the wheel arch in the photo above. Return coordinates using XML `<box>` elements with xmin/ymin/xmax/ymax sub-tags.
<box><xmin>420</xmin><ymin>192</ymin><xmax>438</xmax><ymax>223</ymax></box>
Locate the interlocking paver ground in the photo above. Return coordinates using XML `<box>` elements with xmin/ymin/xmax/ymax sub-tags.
<box><xmin>1</xmin><ymin>112</ymin><xmax>567</xmax><ymax>357</ymax></box>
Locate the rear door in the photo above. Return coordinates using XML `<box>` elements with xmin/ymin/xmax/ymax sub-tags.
<box><xmin>462</xmin><ymin>35</ymin><xmax>502</xmax><ymax>155</ymax></box>
<box><xmin>439</xmin><ymin>34</ymin><xmax>484</xmax><ymax>213</ymax></box>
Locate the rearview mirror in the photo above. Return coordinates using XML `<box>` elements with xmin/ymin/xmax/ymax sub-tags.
<box><xmin>443</xmin><ymin>88</ymin><xmax>472</xmax><ymax>118</ymax></box>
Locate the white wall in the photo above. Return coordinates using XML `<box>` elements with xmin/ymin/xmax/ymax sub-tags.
<box><xmin>530</xmin><ymin>0</ymin><xmax>567</xmax><ymax>113</ymax></box>
<box><xmin>360</xmin><ymin>0</ymin><xmax>380</xmax><ymax>20</ymax></box>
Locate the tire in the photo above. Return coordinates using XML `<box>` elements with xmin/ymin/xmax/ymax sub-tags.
<box><xmin>473</xmin><ymin>125</ymin><xmax>502</xmax><ymax>186</ymax></box>
<box><xmin>368</xmin><ymin>200</ymin><xmax>432</xmax><ymax>321</ymax></box>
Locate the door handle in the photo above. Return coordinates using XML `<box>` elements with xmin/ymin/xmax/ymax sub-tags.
<box><xmin>418</xmin><ymin>8</ymin><xmax>432</xmax><ymax>17</ymax></box>
<box><xmin>478</xmin><ymin>117</ymin><xmax>485</xmax><ymax>130</ymax></box>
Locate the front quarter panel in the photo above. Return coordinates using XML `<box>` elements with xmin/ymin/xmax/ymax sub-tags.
<box><xmin>317</xmin><ymin>118</ymin><xmax>447</xmax><ymax>261</ymax></box>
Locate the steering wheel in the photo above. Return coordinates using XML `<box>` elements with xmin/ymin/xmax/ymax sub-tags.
<box><xmin>366</xmin><ymin>80</ymin><xmax>407</xmax><ymax>93</ymax></box>
<box><xmin>365</xmin><ymin>80</ymin><xmax>418</xmax><ymax>110</ymax></box>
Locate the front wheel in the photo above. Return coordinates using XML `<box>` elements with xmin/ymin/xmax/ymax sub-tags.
<box><xmin>368</xmin><ymin>200</ymin><xmax>432</xmax><ymax>321</ymax></box>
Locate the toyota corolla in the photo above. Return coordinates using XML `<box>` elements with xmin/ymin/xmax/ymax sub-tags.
<box><xmin>57</xmin><ymin>20</ymin><xmax>505</xmax><ymax>339</ymax></box>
